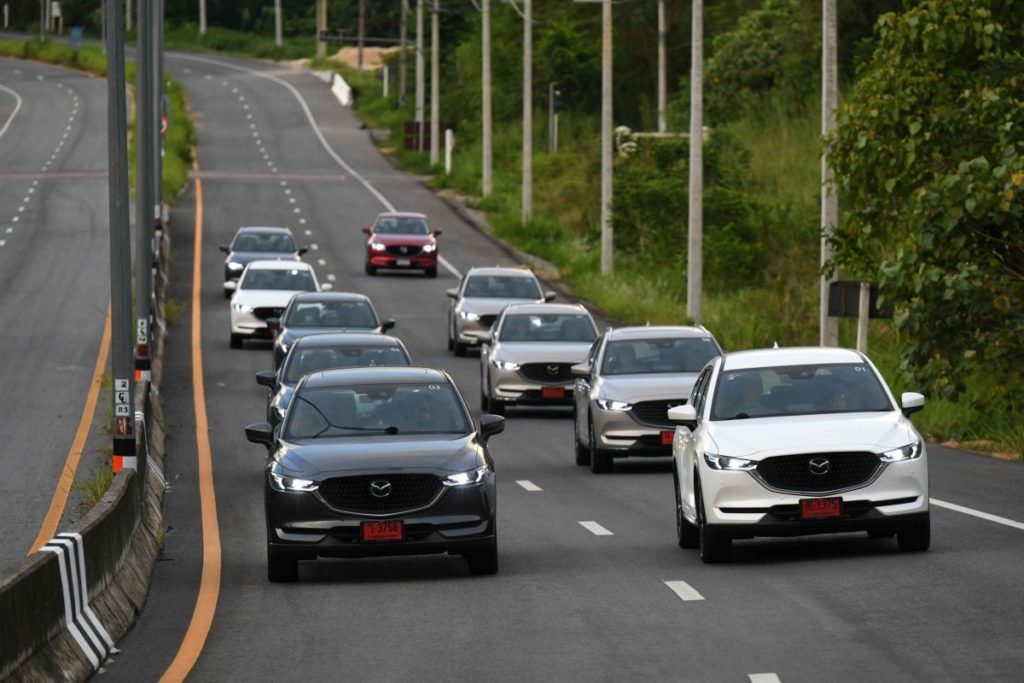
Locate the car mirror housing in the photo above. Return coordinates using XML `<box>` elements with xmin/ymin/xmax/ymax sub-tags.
<box><xmin>219</xmin><ymin>244</ymin><xmax>230</xmax><ymax>253</ymax></box>
<box><xmin>570</xmin><ymin>363</ymin><xmax>591</xmax><ymax>379</ymax></box>
<box><xmin>266</xmin><ymin>317</ymin><xmax>281</xmax><ymax>331</ymax></box>
<box><xmin>901</xmin><ymin>391</ymin><xmax>925</xmax><ymax>417</ymax></box>
<box><xmin>543</xmin><ymin>290</ymin><xmax>557</xmax><ymax>302</ymax></box>
<box><xmin>445</xmin><ymin>288</ymin><xmax>458</xmax><ymax>299</ymax></box>
<box><xmin>433</xmin><ymin>229</ymin><xmax>443</xmax><ymax>237</ymax></box>
<box><xmin>297</xmin><ymin>247</ymin><xmax>309</xmax><ymax>256</ymax></box>
<box><xmin>361</xmin><ymin>226</ymin><xmax>371</xmax><ymax>235</ymax></box>
<box><xmin>255</xmin><ymin>370</ymin><xmax>277</xmax><ymax>388</ymax></box>
<box><xmin>245</xmin><ymin>422</ymin><xmax>274</xmax><ymax>447</ymax></box>
<box><xmin>668</xmin><ymin>404</ymin><xmax>698</xmax><ymax>430</ymax></box>
<box><xmin>479</xmin><ymin>414</ymin><xmax>505</xmax><ymax>441</ymax></box>
<box><xmin>224</xmin><ymin>280</ymin><xmax>237</xmax><ymax>292</ymax></box>
<box><xmin>380</xmin><ymin>319</ymin><xmax>396</xmax><ymax>333</ymax></box>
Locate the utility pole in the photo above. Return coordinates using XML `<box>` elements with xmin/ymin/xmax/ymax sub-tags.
<box><xmin>126</xmin><ymin>0</ymin><xmax>132</xmax><ymax>33</ymax></box>
<box><xmin>686</xmin><ymin>0</ymin><xmax>704</xmax><ymax>322</ymax></box>
<box><xmin>429</xmin><ymin>0</ymin><xmax>440</xmax><ymax>166</ymax></box>
<box><xmin>820</xmin><ymin>0</ymin><xmax>839</xmax><ymax>347</ymax></box>
<box><xmin>415</xmin><ymin>0</ymin><xmax>424</xmax><ymax>151</ymax></box>
<box><xmin>274</xmin><ymin>0</ymin><xmax>283</xmax><ymax>48</ymax></box>
<box><xmin>357</xmin><ymin>0</ymin><xmax>366</xmax><ymax>70</ymax></box>
<box><xmin>600</xmin><ymin>0</ymin><xmax>613</xmax><ymax>274</ymax></box>
<box><xmin>399</xmin><ymin>0</ymin><xmax>408</xmax><ymax>106</ymax></box>
<box><xmin>481</xmin><ymin>0</ymin><xmax>492</xmax><ymax>196</ymax></box>
<box><xmin>135</xmin><ymin>0</ymin><xmax>154</xmax><ymax>384</ymax></box>
<box><xmin>105</xmin><ymin>0</ymin><xmax>136</xmax><ymax>471</ymax></box>
<box><xmin>521</xmin><ymin>0</ymin><xmax>532</xmax><ymax>223</ymax></box>
<box><xmin>657</xmin><ymin>0</ymin><xmax>667</xmax><ymax>133</ymax></box>
<box><xmin>38</xmin><ymin>0</ymin><xmax>43</xmax><ymax>40</ymax></box>
<box><xmin>199</xmin><ymin>0</ymin><xmax>207</xmax><ymax>36</ymax></box>
<box><xmin>154</xmin><ymin>0</ymin><xmax>165</xmax><ymax>251</ymax></box>
<box><xmin>316</xmin><ymin>0</ymin><xmax>327</xmax><ymax>59</ymax></box>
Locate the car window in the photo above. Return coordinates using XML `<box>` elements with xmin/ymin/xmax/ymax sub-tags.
<box><xmin>601</xmin><ymin>337</ymin><xmax>720</xmax><ymax>375</ymax></box>
<box><xmin>233</xmin><ymin>232</ymin><xmax>295</xmax><ymax>253</ymax></box>
<box><xmin>586</xmin><ymin>334</ymin><xmax>604</xmax><ymax>369</ymax></box>
<box><xmin>463</xmin><ymin>275</ymin><xmax>541</xmax><ymax>300</ymax></box>
<box><xmin>241</xmin><ymin>268</ymin><xmax>316</xmax><ymax>291</ymax></box>
<box><xmin>285</xmin><ymin>301</ymin><xmax>377</xmax><ymax>328</ymax></box>
<box><xmin>710</xmin><ymin>362</ymin><xmax>893</xmax><ymax>420</ymax></box>
<box><xmin>691</xmin><ymin>367</ymin><xmax>712</xmax><ymax>418</ymax></box>
<box><xmin>374</xmin><ymin>217</ymin><xmax>430</xmax><ymax>235</ymax></box>
<box><xmin>498</xmin><ymin>314</ymin><xmax>596</xmax><ymax>343</ymax></box>
<box><xmin>285</xmin><ymin>382</ymin><xmax>470</xmax><ymax>439</ymax></box>
<box><xmin>283</xmin><ymin>346</ymin><xmax>411</xmax><ymax>383</ymax></box>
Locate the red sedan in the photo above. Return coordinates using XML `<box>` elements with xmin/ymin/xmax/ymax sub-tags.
<box><xmin>362</xmin><ymin>212</ymin><xmax>441</xmax><ymax>278</ymax></box>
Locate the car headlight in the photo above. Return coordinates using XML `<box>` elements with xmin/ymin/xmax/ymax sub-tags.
<box><xmin>227</xmin><ymin>261</ymin><xmax>244</xmax><ymax>271</ymax></box>
<box><xmin>370</xmin><ymin>242</ymin><xmax>387</xmax><ymax>252</ymax></box>
<box><xmin>268</xmin><ymin>471</ymin><xmax>318</xmax><ymax>492</ymax></box>
<box><xmin>232</xmin><ymin>303</ymin><xmax>253</xmax><ymax>312</ymax></box>
<box><xmin>422</xmin><ymin>243</ymin><xmax>437</xmax><ymax>253</ymax></box>
<box><xmin>459</xmin><ymin>310</ymin><xmax>481</xmax><ymax>321</ymax></box>
<box><xmin>442</xmin><ymin>465</ymin><xmax>490</xmax><ymax>487</ymax></box>
<box><xmin>880</xmin><ymin>441</ymin><xmax>922</xmax><ymax>463</ymax></box>
<box><xmin>704</xmin><ymin>452</ymin><xmax>757</xmax><ymax>471</ymax></box>
<box><xmin>492</xmin><ymin>359</ymin><xmax>520</xmax><ymax>371</ymax></box>
<box><xmin>596</xmin><ymin>399</ymin><xmax>631</xmax><ymax>411</ymax></box>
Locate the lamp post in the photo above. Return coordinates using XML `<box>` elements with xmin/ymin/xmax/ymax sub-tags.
<box><xmin>686</xmin><ymin>0</ymin><xmax>704</xmax><ymax>323</ymax></box>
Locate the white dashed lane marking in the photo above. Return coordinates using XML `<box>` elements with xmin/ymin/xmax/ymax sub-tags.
<box><xmin>516</xmin><ymin>480</ymin><xmax>542</xmax><ymax>492</ymax></box>
<box><xmin>579</xmin><ymin>521</ymin><xmax>613</xmax><ymax>536</ymax></box>
<box><xmin>664</xmin><ymin>580</ymin><xmax>705</xmax><ymax>602</ymax></box>
<box><xmin>326</xmin><ymin>274</ymin><xmax>336</xmax><ymax>282</ymax></box>
<box><xmin>316</xmin><ymin>258</ymin><xmax>326</xmax><ymax>266</ymax></box>
<box><xmin>931</xmin><ymin>498</ymin><xmax>1024</xmax><ymax>532</ymax></box>
<box><xmin>303</xmin><ymin>229</ymin><xmax>312</xmax><ymax>236</ymax></box>
<box><xmin>749</xmin><ymin>675</ymin><xmax>782</xmax><ymax>683</ymax></box>
<box><xmin>309</xmin><ymin>243</ymin><xmax>318</xmax><ymax>250</ymax></box>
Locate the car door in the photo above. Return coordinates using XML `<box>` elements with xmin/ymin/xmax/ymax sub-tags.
<box><xmin>679</xmin><ymin>364</ymin><xmax>713</xmax><ymax>520</ymax></box>
<box><xmin>575</xmin><ymin>334</ymin><xmax>605</xmax><ymax>445</ymax></box>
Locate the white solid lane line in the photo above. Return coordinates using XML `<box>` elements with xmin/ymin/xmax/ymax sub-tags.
<box><xmin>0</xmin><ymin>82</ymin><xmax>26</xmax><ymax>140</ymax></box>
<box><xmin>515</xmin><ymin>480</ymin><xmax>542</xmax><ymax>492</ymax></box>
<box><xmin>749</xmin><ymin>675</ymin><xmax>781</xmax><ymax>683</ymax></box>
<box><xmin>931</xmin><ymin>498</ymin><xmax>1024</xmax><ymax>532</ymax></box>
<box><xmin>579</xmin><ymin>521</ymin><xmax>613</xmax><ymax>536</ymax></box>
<box><xmin>664</xmin><ymin>580</ymin><xmax>705</xmax><ymax>602</ymax></box>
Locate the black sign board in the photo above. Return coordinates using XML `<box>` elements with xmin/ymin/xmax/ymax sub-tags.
<box><xmin>828</xmin><ymin>281</ymin><xmax>892</xmax><ymax>319</ymax></box>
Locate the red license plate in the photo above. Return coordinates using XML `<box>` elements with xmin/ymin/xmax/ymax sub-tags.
<box><xmin>542</xmin><ymin>387</ymin><xmax>565</xmax><ymax>399</ymax></box>
<box><xmin>361</xmin><ymin>520</ymin><xmax>404</xmax><ymax>542</ymax></box>
<box><xmin>661</xmin><ymin>430</ymin><xmax>674</xmax><ymax>445</ymax></box>
<box><xmin>800</xmin><ymin>497</ymin><xmax>843</xmax><ymax>520</ymax></box>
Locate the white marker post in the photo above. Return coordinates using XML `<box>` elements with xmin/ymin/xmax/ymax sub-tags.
<box><xmin>444</xmin><ymin>128</ymin><xmax>454</xmax><ymax>175</ymax></box>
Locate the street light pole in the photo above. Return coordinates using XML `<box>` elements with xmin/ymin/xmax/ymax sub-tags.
<box><xmin>199</xmin><ymin>0</ymin><xmax>207</xmax><ymax>36</ymax></box>
<box><xmin>481</xmin><ymin>0</ymin><xmax>492</xmax><ymax>196</ymax></box>
<box><xmin>820</xmin><ymin>0</ymin><xmax>839</xmax><ymax>347</ymax></box>
<box><xmin>657</xmin><ymin>0</ymin><xmax>667</xmax><ymax>133</ymax></box>
<box><xmin>135</xmin><ymin>0</ymin><xmax>154</xmax><ymax>384</ymax></box>
<box><xmin>415</xmin><ymin>0</ymin><xmax>424</xmax><ymax>152</ymax></box>
<box><xmin>399</xmin><ymin>0</ymin><xmax>408</xmax><ymax>106</ymax></box>
<box><xmin>358</xmin><ymin>0</ymin><xmax>366</xmax><ymax>70</ymax></box>
<box><xmin>274</xmin><ymin>0</ymin><xmax>283</xmax><ymax>48</ymax></box>
<box><xmin>521</xmin><ymin>0</ymin><xmax>532</xmax><ymax>223</ymax></box>
<box><xmin>599</xmin><ymin>0</ymin><xmax>613</xmax><ymax>274</ymax></box>
<box><xmin>686</xmin><ymin>0</ymin><xmax>704</xmax><ymax>323</ymax></box>
<box><xmin>316</xmin><ymin>0</ymin><xmax>327</xmax><ymax>59</ymax></box>
<box><xmin>429</xmin><ymin>0</ymin><xmax>440</xmax><ymax>166</ymax></box>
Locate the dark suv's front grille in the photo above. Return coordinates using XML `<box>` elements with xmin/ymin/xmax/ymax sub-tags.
<box><xmin>385</xmin><ymin>245</ymin><xmax>422</xmax><ymax>257</ymax></box>
<box><xmin>519</xmin><ymin>363</ymin><xmax>573</xmax><ymax>384</ymax></box>
<box><xmin>318</xmin><ymin>474</ymin><xmax>443</xmax><ymax>515</ymax></box>
<box><xmin>630</xmin><ymin>399</ymin><xmax>687</xmax><ymax>428</ymax></box>
<box><xmin>755</xmin><ymin>452</ymin><xmax>882</xmax><ymax>493</ymax></box>
<box><xmin>253</xmin><ymin>307</ymin><xmax>284</xmax><ymax>322</ymax></box>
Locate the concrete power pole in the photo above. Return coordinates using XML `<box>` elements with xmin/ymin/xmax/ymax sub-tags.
<box><xmin>657</xmin><ymin>0</ymin><xmax>667</xmax><ymax>133</ymax></box>
<box><xmin>686</xmin><ymin>0</ymin><xmax>704</xmax><ymax>323</ymax></box>
<box><xmin>104</xmin><ymin>0</ymin><xmax>136</xmax><ymax>470</ymax></box>
<box><xmin>481</xmin><ymin>0</ymin><xmax>492</xmax><ymax>196</ymax></box>
<box><xmin>820</xmin><ymin>0</ymin><xmax>839</xmax><ymax>347</ymax></box>
<box><xmin>199</xmin><ymin>0</ymin><xmax>207</xmax><ymax>36</ymax></box>
<box><xmin>274</xmin><ymin>0</ymin><xmax>283</xmax><ymax>48</ymax></box>
<box><xmin>135</xmin><ymin>0</ymin><xmax>154</xmax><ymax>384</ymax></box>
<box><xmin>521</xmin><ymin>0</ymin><xmax>532</xmax><ymax>223</ymax></box>
<box><xmin>429</xmin><ymin>0</ymin><xmax>440</xmax><ymax>166</ymax></box>
<box><xmin>316</xmin><ymin>0</ymin><xmax>327</xmax><ymax>59</ymax></box>
<box><xmin>399</xmin><ymin>0</ymin><xmax>408</xmax><ymax>106</ymax></box>
<box><xmin>415</xmin><ymin>0</ymin><xmax>425</xmax><ymax>151</ymax></box>
<box><xmin>599</xmin><ymin>0</ymin><xmax>613</xmax><ymax>274</ymax></box>
<box><xmin>358</xmin><ymin>0</ymin><xmax>366</xmax><ymax>70</ymax></box>
<box><xmin>126</xmin><ymin>0</ymin><xmax>132</xmax><ymax>33</ymax></box>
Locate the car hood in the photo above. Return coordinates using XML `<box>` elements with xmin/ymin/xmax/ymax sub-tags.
<box><xmin>279</xmin><ymin>326</ymin><xmax>379</xmax><ymax>346</ymax></box>
<box><xmin>277</xmin><ymin>434</ymin><xmax>481</xmax><ymax>477</ymax></box>
<box><xmin>458</xmin><ymin>298</ymin><xmax>542</xmax><ymax>316</ymax></box>
<box><xmin>493</xmin><ymin>341</ymin><xmax>593</xmax><ymax>365</ymax></box>
<box><xmin>232</xmin><ymin>289</ymin><xmax>307</xmax><ymax>308</ymax></box>
<box><xmin>371</xmin><ymin>234</ymin><xmax>435</xmax><ymax>247</ymax></box>
<box><xmin>227</xmin><ymin>251</ymin><xmax>298</xmax><ymax>265</ymax></box>
<box><xmin>598</xmin><ymin>373</ymin><xmax>699</xmax><ymax>403</ymax></box>
<box><xmin>707</xmin><ymin>411</ymin><xmax>915</xmax><ymax>460</ymax></box>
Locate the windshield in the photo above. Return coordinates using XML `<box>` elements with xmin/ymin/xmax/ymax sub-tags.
<box><xmin>499</xmin><ymin>313</ymin><xmax>596</xmax><ymax>343</ymax></box>
<box><xmin>283</xmin><ymin>346</ymin><xmax>411</xmax><ymax>383</ymax></box>
<box><xmin>602</xmin><ymin>337</ymin><xmax>719</xmax><ymax>375</ymax></box>
<box><xmin>374</xmin><ymin>217</ymin><xmax>430</xmax><ymax>235</ymax></box>
<box><xmin>285</xmin><ymin>382</ymin><xmax>470</xmax><ymax>439</ymax></box>
<box><xmin>710</xmin><ymin>362</ymin><xmax>893</xmax><ymax>420</ymax></box>
<box><xmin>285</xmin><ymin>301</ymin><xmax>377</xmax><ymax>328</ymax></box>
<box><xmin>463</xmin><ymin>275</ymin><xmax>541</xmax><ymax>300</ymax></box>
<box><xmin>240</xmin><ymin>268</ymin><xmax>316</xmax><ymax>291</ymax></box>
<box><xmin>232</xmin><ymin>232</ymin><xmax>296</xmax><ymax>253</ymax></box>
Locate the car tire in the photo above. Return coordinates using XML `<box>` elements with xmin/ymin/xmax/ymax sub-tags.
<box><xmin>675</xmin><ymin>472</ymin><xmax>699</xmax><ymax>549</ymax></box>
<box><xmin>425</xmin><ymin>266</ymin><xmax>438</xmax><ymax>278</ymax></box>
<box><xmin>574</xmin><ymin>411</ymin><xmax>591</xmax><ymax>466</ymax></box>
<box><xmin>480</xmin><ymin>387</ymin><xmax>490</xmax><ymax>412</ymax></box>
<box><xmin>365</xmin><ymin>263</ymin><xmax>376</xmax><ymax>276</ymax></box>
<box><xmin>466</xmin><ymin>542</ymin><xmax>499</xmax><ymax>575</ymax></box>
<box><xmin>447</xmin><ymin>323</ymin><xmax>454</xmax><ymax>351</ymax></box>
<box><xmin>896</xmin><ymin>517</ymin><xmax>930</xmax><ymax>552</ymax></box>
<box><xmin>267</xmin><ymin>547</ymin><xmax>298</xmax><ymax>583</ymax></box>
<box><xmin>488</xmin><ymin>399</ymin><xmax>506</xmax><ymax>417</ymax></box>
<box><xmin>223</xmin><ymin>288</ymin><xmax>232</xmax><ymax>299</ymax></box>
<box><xmin>454</xmin><ymin>340</ymin><xmax>468</xmax><ymax>357</ymax></box>
<box><xmin>696</xmin><ymin>480</ymin><xmax>731</xmax><ymax>563</ymax></box>
<box><xmin>230</xmin><ymin>333</ymin><xmax>242</xmax><ymax>349</ymax></box>
<box><xmin>589</xmin><ymin>420</ymin><xmax>613</xmax><ymax>474</ymax></box>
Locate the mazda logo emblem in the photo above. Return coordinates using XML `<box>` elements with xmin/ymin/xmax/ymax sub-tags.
<box><xmin>546</xmin><ymin>364</ymin><xmax>560</xmax><ymax>376</ymax></box>
<box><xmin>808</xmin><ymin>458</ymin><xmax>831</xmax><ymax>476</ymax></box>
<box><xmin>369</xmin><ymin>480</ymin><xmax>392</xmax><ymax>498</ymax></box>
<box><xmin>399</xmin><ymin>246</ymin><xmax>409</xmax><ymax>254</ymax></box>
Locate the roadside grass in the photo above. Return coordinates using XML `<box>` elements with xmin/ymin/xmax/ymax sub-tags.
<box><xmin>164</xmin><ymin>297</ymin><xmax>188</xmax><ymax>326</ymax></box>
<box><xmin>162</xmin><ymin>24</ymin><xmax>315</xmax><ymax>61</ymax></box>
<box><xmin>75</xmin><ymin>461</ymin><xmax>114</xmax><ymax>512</ymax></box>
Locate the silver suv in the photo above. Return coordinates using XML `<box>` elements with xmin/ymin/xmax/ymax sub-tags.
<box><xmin>446</xmin><ymin>267</ymin><xmax>554</xmax><ymax>356</ymax></box>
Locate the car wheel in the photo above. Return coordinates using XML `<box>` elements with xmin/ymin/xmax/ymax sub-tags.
<box><xmin>574</xmin><ymin>409</ymin><xmax>591</xmax><ymax>466</ymax></box>
<box><xmin>223</xmin><ymin>288</ymin><xmax>232</xmax><ymax>299</ymax></box>
<box><xmin>675</xmin><ymin>472</ymin><xmax>699</xmax><ymax>549</ymax></box>
<box><xmin>488</xmin><ymin>399</ymin><xmax>506</xmax><ymax>417</ymax></box>
<box><xmin>267</xmin><ymin>546</ymin><xmax>298</xmax><ymax>583</ymax></box>
<box><xmin>867</xmin><ymin>528</ymin><xmax>896</xmax><ymax>539</ymax></box>
<box><xmin>696</xmin><ymin>479</ymin><xmax>731</xmax><ymax>563</ymax></box>
<box><xmin>480</xmin><ymin>387</ymin><xmax>490</xmax><ymax>412</ymax></box>
<box><xmin>425</xmin><ymin>266</ymin><xmax>438</xmax><ymax>278</ymax></box>
<box><xmin>454</xmin><ymin>340</ymin><xmax>468</xmax><ymax>356</ymax></box>
<box><xmin>466</xmin><ymin>541</ymin><xmax>499</xmax><ymax>575</ymax></box>
<box><xmin>896</xmin><ymin>517</ymin><xmax>930</xmax><ymax>552</ymax></box>
<box><xmin>364</xmin><ymin>262</ymin><xmax>376</xmax><ymax>276</ymax></box>
<box><xmin>230</xmin><ymin>333</ymin><xmax>242</xmax><ymax>349</ymax></box>
<box><xmin>447</xmin><ymin>323</ymin><xmax>454</xmax><ymax>351</ymax></box>
<box><xmin>589</xmin><ymin>419</ymin><xmax>613</xmax><ymax>474</ymax></box>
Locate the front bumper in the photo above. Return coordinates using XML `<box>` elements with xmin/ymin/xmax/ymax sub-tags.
<box><xmin>368</xmin><ymin>252</ymin><xmax>438</xmax><ymax>270</ymax></box>
<box><xmin>454</xmin><ymin>317</ymin><xmax>492</xmax><ymax>346</ymax></box>
<box><xmin>592</xmin><ymin>406</ymin><xmax>673</xmax><ymax>456</ymax></box>
<box><xmin>231</xmin><ymin>310</ymin><xmax>272</xmax><ymax>338</ymax></box>
<box><xmin>489</xmin><ymin>366</ymin><xmax>573</xmax><ymax>406</ymax></box>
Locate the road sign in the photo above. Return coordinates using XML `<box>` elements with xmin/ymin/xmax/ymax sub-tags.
<box><xmin>160</xmin><ymin>113</ymin><xmax>168</xmax><ymax>137</ymax></box>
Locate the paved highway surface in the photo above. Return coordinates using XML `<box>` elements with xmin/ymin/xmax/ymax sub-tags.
<box><xmin>16</xmin><ymin>52</ymin><xmax>1022</xmax><ymax>681</ymax></box>
<box><xmin>0</xmin><ymin>57</ymin><xmax>110</xmax><ymax>570</ymax></box>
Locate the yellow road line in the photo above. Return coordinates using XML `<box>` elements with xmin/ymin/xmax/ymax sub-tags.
<box><xmin>160</xmin><ymin>154</ymin><xmax>222</xmax><ymax>683</ymax></box>
<box><xmin>28</xmin><ymin>306</ymin><xmax>111</xmax><ymax>554</ymax></box>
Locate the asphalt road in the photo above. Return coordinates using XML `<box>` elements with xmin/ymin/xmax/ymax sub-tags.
<box><xmin>0</xmin><ymin>57</ymin><xmax>110</xmax><ymax>571</ymax></box>
<box><xmin>99</xmin><ymin>54</ymin><xmax>1024</xmax><ymax>682</ymax></box>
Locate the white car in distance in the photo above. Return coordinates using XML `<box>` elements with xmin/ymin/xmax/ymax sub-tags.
<box><xmin>229</xmin><ymin>260</ymin><xmax>330</xmax><ymax>348</ymax></box>
<box><xmin>670</xmin><ymin>346</ymin><xmax>929</xmax><ymax>563</ymax></box>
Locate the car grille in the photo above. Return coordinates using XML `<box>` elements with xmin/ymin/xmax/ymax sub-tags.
<box><xmin>519</xmin><ymin>363</ymin><xmax>574</xmax><ymax>384</ymax></box>
<box><xmin>318</xmin><ymin>474</ymin><xmax>443</xmax><ymax>515</ymax></box>
<box><xmin>630</xmin><ymin>399</ymin><xmax>687</xmax><ymax>428</ymax></box>
<box><xmin>385</xmin><ymin>245</ymin><xmax>422</xmax><ymax>257</ymax></box>
<box><xmin>252</xmin><ymin>307</ymin><xmax>284</xmax><ymax>322</ymax></box>
<box><xmin>479</xmin><ymin>314</ymin><xmax>497</xmax><ymax>328</ymax></box>
<box><xmin>755</xmin><ymin>452</ymin><xmax>882</xmax><ymax>493</ymax></box>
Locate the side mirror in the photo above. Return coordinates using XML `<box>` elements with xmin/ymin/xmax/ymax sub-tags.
<box><xmin>380</xmin><ymin>319</ymin><xmax>396</xmax><ymax>333</ymax></box>
<box><xmin>479</xmin><ymin>414</ymin><xmax>505</xmax><ymax>442</ymax></box>
<box><xmin>543</xmin><ymin>290</ymin><xmax>557</xmax><ymax>302</ymax></box>
<box><xmin>433</xmin><ymin>229</ymin><xmax>443</xmax><ymax>237</ymax></box>
<box><xmin>219</xmin><ymin>245</ymin><xmax>230</xmax><ymax>253</ymax></box>
<box><xmin>570</xmin><ymin>363</ymin><xmax>591</xmax><ymax>379</ymax></box>
<box><xmin>901</xmin><ymin>392</ymin><xmax>925</xmax><ymax>417</ymax></box>
<box><xmin>297</xmin><ymin>247</ymin><xmax>309</xmax><ymax>256</ymax></box>
<box><xmin>245</xmin><ymin>422</ymin><xmax>274</xmax><ymax>446</ymax></box>
<box><xmin>224</xmin><ymin>280</ymin><xmax>237</xmax><ymax>292</ymax></box>
<box><xmin>668</xmin><ymin>404</ymin><xmax>698</xmax><ymax>430</ymax></box>
<box><xmin>479</xmin><ymin>330</ymin><xmax>494</xmax><ymax>344</ymax></box>
<box><xmin>321</xmin><ymin>283</ymin><xmax>333</xmax><ymax>291</ymax></box>
<box><xmin>445</xmin><ymin>288</ymin><xmax>458</xmax><ymax>299</ymax></box>
<box><xmin>255</xmin><ymin>370</ymin><xmax>277</xmax><ymax>388</ymax></box>
<box><xmin>361</xmin><ymin>226</ymin><xmax>371</xmax><ymax>235</ymax></box>
<box><xmin>266</xmin><ymin>317</ymin><xmax>280</xmax><ymax>331</ymax></box>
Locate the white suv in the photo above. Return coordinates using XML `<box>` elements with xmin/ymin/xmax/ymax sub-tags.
<box><xmin>669</xmin><ymin>346</ymin><xmax>929</xmax><ymax>563</ymax></box>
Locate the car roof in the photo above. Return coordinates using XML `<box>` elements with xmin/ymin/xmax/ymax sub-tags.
<box><xmin>289</xmin><ymin>291</ymin><xmax>370</xmax><ymax>304</ymax></box>
<box><xmin>607</xmin><ymin>325</ymin><xmax>713</xmax><ymax>341</ymax></box>
<box><xmin>375</xmin><ymin>211</ymin><xmax>427</xmax><ymax>219</ymax></box>
<box><xmin>303</xmin><ymin>366</ymin><xmax>447</xmax><ymax>388</ymax></box>
<box><xmin>503</xmin><ymin>302</ymin><xmax>588</xmax><ymax>315</ymax></box>
<box><xmin>721</xmin><ymin>346</ymin><xmax>866</xmax><ymax>371</ymax></box>
<box><xmin>465</xmin><ymin>266</ymin><xmax>538</xmax><ymax>278</ymax></box>
<box><xmin>244</xmin><ymin>259</ymin><xmax>314</xmax><ymax>271</ymax></box>
<box><xmin>235</xmin><ymin>226</ymin><xmax>293</xmax><ymax>235</ymax></box>
<box><xmin>293</xmin><ymin>333</ymin><xmax>403</xmax><ymax>349</ymax></box>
